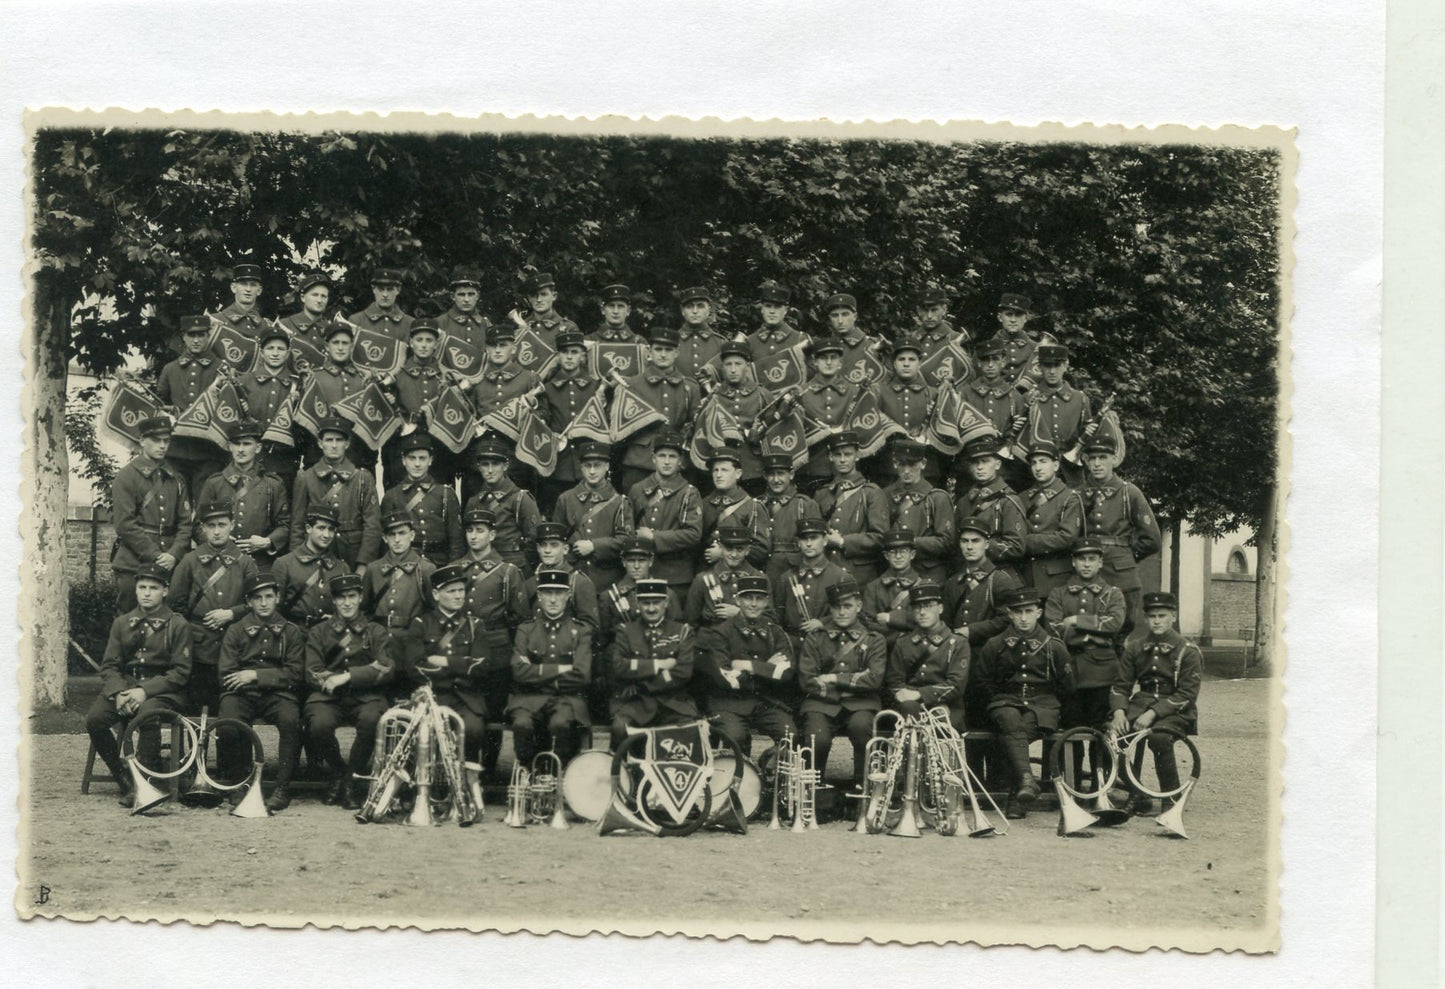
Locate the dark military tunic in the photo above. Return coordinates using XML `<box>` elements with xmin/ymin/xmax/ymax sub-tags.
<box><xmin>796</xmin><ymin>374</ymin><xmax>862</xmax><ymax>482</ymax></box>
<box><xmin>195</xmin><ymin>465</ymin><xmax>291</xmax><ymax>565</ymax></box>
<box><xmin>626</xmin><ymin>473</ymin><xmax>703</xmax><ymax>589</ymax></box>
<box><xmin>977</xmin><ymin>624</ymin><xmax>1073</xmax><ymax>730</ymax></box>
<box><xmin>347</xmin><ymin>303</ymin><xmax>414</xmax><ymax>346</ymax></box>
<box><xmin>619</xmin><ymin>369</ymin><xmax>701</xmax><ymax>473</ymax></box>
<box><xmin>760</xmin><ymin>487</ymin><xmax>823</xmax><ymax>586</ymax></box>
<box><xmin>536</xmin><ymin>368</ymin><xmax>603</xmax><ymax>485</ymax></box>
<box><xmin>448</xmin><ymin>549</ymin><xmax>530</xmax><ymax>659</ymax></box>
<box><xmin>1078</xmin><ymin>474</ymin><xmax>1162</xmax><ymax>631</ymax></box>
<box><xmin>1020</xmin><ymin>478</ymin><xmax>1086</xmax><ymax>595</ymax></box>
<box><xmin>942</xmin><ymin>561</ymin><xmax>1019</xmax><ymax>648</ymax></box>
<box><xmin>521</xmin><ymin>562</ymin><xmax>600</xmax><ymax>632</ymax></box>
<box><xmin>815</xmin><ymin>472</ymin><xmax>889</xmax><ymax>585</ymax></box>
<box><xmin>361</xmin><ymin>549</ymin><xmax>437</xmax><ymax>631</ymax></box>
<box><xmin>215</xmin><ymin>302</ymin><xmax>267</xmax><ymax>339</ymax></box>
<box><xmin>98</xmin><ymin>606</ymin><xmax>192</xmax><ymax>705</ymax></box>
<box><xmin>522</xmin><ymin>311</ymin><xmax>580</xmax><ymax>351</ymax></box>
<box><xmin>278</xmin><ymin>311</ymin><xmax>329</xmax><ymax>375</ymax></box>
<box><xmin>290</xmin><ymin>458</ymin><xmax>382</xmax><ymax>569</ymax></box>
<box><xmin>435</xmin><ymin>308</ymin><xmax>492</xmax><ymax>349</ymax></box>
<box><xmin>387</xmin><ymin>356</ymin><xmax>455</xmax><ymax>419</ymax></box>
<box><xmin>746</xmin><ymin>324</ymin><xmax>810</xmax><ymax>363</ymax></box>
<box><xmin>304</xmin><ymin>614</ymin><xmax>396</xmax><ymax>700</ymax></box>
<box><xmin>468</xmin><ymin>361</ymin><xmax>541</xmax><ymax>416</ymax></box>
<box><xmin>953</xmin><ymin>479</ymin><xmax>1029</xmax><ymax>575</ymax></box>
<box><xmin>798</xmin><ymin>621</ymin><xmax>887</xmax><ymax>717</ymax></box>
<box><xmin>883</xmin><ymin>478</ymin><xmax>955</xmax><ymax>582</ymax></box>
<box><xmin>1030</xmin><ymin>381</ymin><xmax>1092</xmax><ymax>454</ymax></box>
<box><xmin>608</xmin><ymin>617</ymin><xmax>699</xmax><ymax>723</ymax></box>
<box><xmin>1111</xmin><ymin>629</ymin><xmax>1202</xmax><ymax>731</ymax></box>
<box><xmin>861</xmin><ymin>568</ymin><xmax>922</xmax><ymax>646</ymax></box>
<box><xmin>772</xmin><ymin>558</ymin><xmax>849</xmax><ymax>649</ymax></box>
<box><xmin>464</xmin><ymin>478</ymin><xmax>542</xmax><ymax>568</ymax></box>
<box><xmin>961</xmin><ymin>375</ymin><xmax>1026</xmax><ymax>436</ymax></box>
<box><xmin>887</xmin><ymin>625</ymin><xmax>970</xmax><ymax>725</ymax></box>
<box><xmin>683</xmin><ymin>562</ymin><xmax>771</xmax><ymax>629</ymax></box>
<box><xmin>400</xmin><ymin>608</ymin><xmax>490</xmax><ymax>716</ymax></box>
<box><xmin>220</xmin><ymin>612</ymin><xmax>307</xmax><ymax>702</ymax></box>
<box><xmin>709</xmin><ymin>382</ymin><xmax>767</xmax><ymax>481</ymax></box>
<box><xmin>272</xmin><ymin>546</ymin><xmax>344</xmax><ymax>627</ymax></box>
<box><xmin>700</xmin><ymin>489</ymin><xmax>772</xmax><ymax>569</ymax></box>
<box><xmin>508</xmin><ymin>615</ymin><xmax>592</xmax><ymax>723</ymax></box>
<box><xmin>382</xmin><ymin>476</ymin><xmax>463</xmax><ymax>566</ymax></box>
<box><xmin>166</xmin><ymin>540</ymin><xmax>259</xmax><ymax>665</ymax></box>
<box><xmin>111</xmin><ymin>455</ymin><xmax>192</xmax><ymax>576</ymax></box>
<box><xmin>695</xmin><ymin>614</ymin><xmax>797</xmax><ymax>742</ymax></box>
<box><xmin>1045</xmin><ymin>579</ymin><xmax>1127</xmax><ymax>688</ymax></box>
<box><xmin>554</xmin><ymin>482</ymin><xmax>633</xmax><ymax>590</ymax></box>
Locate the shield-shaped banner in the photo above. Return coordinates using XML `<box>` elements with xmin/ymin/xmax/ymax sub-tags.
<box><xmin>754</xmin><ymin>342</ymin><xmax>808</xmax><ymax>392</ymax></box>
<box><xmin>479</xmin><ymin>396</ymin><xmax>526</xmax><ymax>442</ymax></box>
<box><xmin>843</xmin><ymin>342</ymin><xmax>888</xmax><ymax>387</ymax></box>
<box><xmin>261</xmin><ymin>389</ymin><xmax>297</xmax><ymax>447</ymax></box>
<box><xmin>333</xmin><ymin>380</ymin><xmax>401</xmax><ymax>450</ymax></box>
<box><xmin>919</xmin><ymin>338</ymin><xmax>974</xmax><ymax>390</ymax></box>
<box><xmin>439</xmin><ymin>333</ymin><xmax>487</xmax><ymax>383</ymax></box>
<box><xmin>634</xmin><ymin>721</ymin><xmax>712</xmax><ymax>826</ymax></box>
<box><xmin>291</xmin><ymin>377</ymin><xmax>333</xmax><ymax>440</ymax></box>
<box><xmin>607</xmin><ymin>382</ymin><xmax>668</xmax><ymax>442</ymax></box>
<box><xmin>847</xmin><ymin>389</ymin><xmax>908</xmax><ymax>458</ymax></box>
<box><xmin>562</xmin><ymin>388</ymin><xmax>613</xmax><ymax>445</ymax></box>
<box><xmin>422</xmin><ymin>385</ymin><xmax>477</xmax><ymax>454</ymax></box>
<box><xmin>514</xmin><ymin>325</ymin><xmax>559</xmax><ymax>378</ymax></box>
<box><xmin>100</xmin><ymin>380</ymin><xmax>162</xmax><ymax>447</ymax></box>
<box><xmin>351</xmin><ymin>326</ymin><xmax>405</xmax><ymax>376</ymax></box>
<box><xmin>209</xmin><ymin>378</ymin><xmax>245</xmax><ymax>440</ymax></box>
<box><xmin>759</xmin><ymin>410</ymin><xmax>811</xmax><ymax>470</ymax></box>
<box><xmin>514</xmin><ymin>406</ymin><xmax>558</xmax><ymax>477</ymax></box>
<box><xmin>288</xmin><ymin>331</ymin><xmax>327</xmax><ymax>376</ymax></box>
<box><xmin>172</xmin><ymin>389</ymin><xmax>221</xmax><ymax>446</ymax></box>
<box><xmin>587</xmin><ymin>341</ymin><xmax>647</xmax><ymax>379</ymax></box>
<box><xmin>688</xmin><ymin>396</ymin><xmax>746</xmax><ymax>471</ymax></box>
<box><xmin>207</xmin><ymin>318</ymin><xmax>259</xmax><ymax>374</ymax></box>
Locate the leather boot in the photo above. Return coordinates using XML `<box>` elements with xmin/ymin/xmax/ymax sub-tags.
<box><xmin>264</xmin><ymin>786</ymin><xmax>292</xmax><ymax>813</ymax></box>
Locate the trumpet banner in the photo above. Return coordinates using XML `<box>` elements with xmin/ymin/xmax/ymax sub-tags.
<box><xmin>843</xmin><ymin>344</ymin><xmax>887</xmax><ymax>387</ymax></box>
<box><xmin>422</xmin><ymin>385</ymin><xmax>477</xmax><ymax>454</ymax></box>
<box><xmin>100</xmin><ymin>380</ymin><xmax>162</xmax><ymax>447</ymax></box>
<box><xmin>759</xmin><ymin>409</ymin><xmax>811</xmax><ymax>470</ymax></box>
<box><xmin>333</xmin><ymin>380</ymin><xmax>402</xmax><ymax>450</ymax></box>
<box><xmin>514</xmin><ymin>405</ymin><xmax>558</xmax><ymax>477</ymax></box>
<box><xmin>291</xmin><ymin>377</ymin><xmax>333</xmax><ymax>440</ymax></box>
<box><xmin>919</xmin><ymin>338</ymin><xmax>974</xmax><ymax>390</ymax></box>
<box><xmin>562</xmin><ymin>387</ymin><xmax>612</xmax><ymax>445</ymax></box>
<box><xmin>351</xmin><ymin>326</ymin><xmax>406</xmax><ymax>376</ymax></box>
<box><xmin>288</xmin><ymin>329</ymin><xmax>327</xmax><ymax>375</ymax></box>
<box><xmin>607</xmin><ymin>381</ymin><xmax>668</xmax><ymax>442</ymax></box>
<box><xmin>514</xmin><ymin>325</ymin><xmax>559</xmax><ymax>378</ymax></box>
<box><xmin>846</xmin><ymin>389</ymin><xmax>908</xmax><ymax>458</ymax></box>
<box><xmin>587</xmin><ymin>340</ymin><xmax>647</xmax><ymax>379</ymax></box>
<box><xmin>753</xmin><ymin>342</ymin><xmax>809</xmax><ymax>392</ymax></box>
<box><xmin>207</xmin><ymin>316</ymin><xmax>259</xmax><ymax>373</ymax></box>
<box><xmin>261</xmin><ymin>389</ymin><xmax>297</xmax><ymax>447</ymax></box>
<box><xmin>688</xmin><ymin>397</ymin><xmax>746</xmax><ymax>471</ymax></box>
<box><xmin>439</xmin><ymin>332</ymin><xmax>486</xmax><ymax>383</ymax></box>
<box><xmin>173</xmin><ymin>378</ymin><xmax>243</xmax><ymax>448</ymax></box>
<box><xmin>632</xmin><ymin>720</ymin><xmax>713</xmax><ymax>827</ymax></box>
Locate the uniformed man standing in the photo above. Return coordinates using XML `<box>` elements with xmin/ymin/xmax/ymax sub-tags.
<box><xmin>987</xmin><ymin>293</ymin><xmax>1044</xmax><ymax>392</ymax></box>
<box><xmin>912</xmin><ymin>286</ymin><xmax>970</xmax><ymax>363</ymax></box>
<box><xmin>952</xmin><ymin>434</ymin><xmax>1029</xmax><ymax>578</ymax></box>
<box><xmin>235</xmin><ymin>324</ymin><xmax>301</xmax><ymax>489</ymax></box>
<box><xmin>1078</xmin><ymin>434</ymin><xmax>1162</xmax><ymax>638</ymax></box>
<box><xmin>304</xmin><ymin>572</ymin><xmax>397</xmax><ymax>808</ymax></box>
<box><xmin>684</xmin><ymin>524</ymin><xmax>770</xmax><ymax>631</ymax></box>
<box><xmin>110</xmin><ymin>415</ymin><xmax>192</xmax><ymax>612</ymax></box>
<box><xmin>1030</xmin><ymin>343</ymin><xmax>1093</xmax><ymax>485</ymax></box>
<box><xmin>695</xmin><ymin>574</ymin><xmax>797</xmax><ymax>753</ymax></box>
<box><xmin>465</xmin><ymin>324</ymin><xmax>543</xmax><ymax>503</ymax></box>
<box><xmin>674</xmin><ymin>285</ymin><xmax>729</xmax><ymax>386</ymax></box>
<box><xmin>215</xmin><ymin>262</ymin><xmax>268</xmax><ymax>339</ymax></box>
<box><xmin>875</xmin><ymin>337</ymin><xmax>940</xmax><ymax>485</ymax></box>
<box><xmin>606</xmin><ymin>578</ymin><xmax>698</xmax><ymax>750</ymax></box>
<box><xmin>887</xmin><ymin>583</ymin><xmax>970</xmax><ymax>728</ymax></box>
<box><xmin>289</xmin><ymin>417</ymin><xmax>382</xmax><ymax>573</ymax></box>
<box><xmin>464</xmin><ymin>437</ymin><xmax>543</xmax><ymax>570</ymax></box>
<box><xmin>699</xmin><ymin>439</ymin><xmax>771</xmax><ymax>570</ymax></box>
<box><xmin>1046</xmin><ymin>537</ymin><xmax>1127</xmax><ymax>734</ymax></box>
<box><xmin>617</xmin><ymin>326</ymin><xmax>701</xmax><ymax>494</ymax></box>
<box><xmin>195</xmin><ymin>418</ymin><xmax>291</xmax><ymax>570</ymax></box>
<box><xmin>278</xmin><ymin>270</ymin><xmax>332</xmax><ymax>375</ymax></box>
<box><xmin>156</xmin><ymin>314</ymin><xmax>226</xmax><ymax>495</ymax></box>
<box><xmin>218</xmin><ymin>572</ymin><xmax>307</xmax><ymax>812</ymax></box>
<box><xmin>508</xmin><ymin>570</ymin><xmax>593</xmax><ymax>769</ymax></box>
<box><xmin>882</xmin><ymin>440</ymin><xmax>954</xmax><ymax>582</ymax></box>
<box><xmin>435</xmin><ymin>268</ymin><xmax>493</xmax><ymax>350</ymax></box>
<box><xmin>522</xmin><ymin>522</ymin><xmax>601</xmax><ymax>633</ymax></box>
<box><xmin>626</xmin><ymin>430</ymin><xmax>704</xmax><ymax>598</ymax></box>
<box><xmin>347</xmin><ymin>267</ymin><xmax>413</xmax><ymax>346</ymax></box>
<box><xmin>943</xmin><ymin>516</ymin><xmax>1021</xmax><ymax>650</ymax></box>
<box><xmin>305</xmin><ymin>320</ymin><xmax>378</xmax><ymax>470</ymax></box>
<box><xmin>85</xmin><ymin>563</ymin><xmax>191</xmax><ymax>807</ymax></box>
<box><xmin>1018</xmin><ymin>440</ymin><xmax>1087</xmax><ymax>597</ymax></box>
<box><xmin>711</xmin><ymin>343</ymin><xmax>767</xmax><ymax>492</ymax></box>
<box><xmin>361</xmin><ymin>510</ymin><xmax>437</xmax><ymax>634</ymax></box>
<box><xmin>798</xmin><ymin>579</ymin><xmax>887</xmax><ymax>792</ymax></box>
<box><xmin>773</xmin><ymin>517</ymin><xmax>849</xmax><ymax>655</ymax></box>
<box><xmin>746</xmin><ymin>280</ymin><xmax>810</xmax><ymax>362</ymax></box>
<box><xmin>553</xmin><ymin>440</ymin><xmax>633</xmax><ymax>592</ymax></box>
<box><xmin>821</xmin><ymin>292</ymin><xmax>884</xmax><ymax>387</ymax></box>
<box><xmin>861</xmin><ymin>528</ymin><xmax>923</xmax><ymax>648</ymax></box>
<box><xmin>508</xmin><ymin>271</ymin><xmax>579</xmax><ymax>350</ymax></box>
<box><xmin>1109</xmin><ymin>592</ymin><xmax>1202</xmax><ymax>814</ymax></box>
<box><xmin>167</xmin><ymin>500</ymin><xmax>259</xmax><ymax>714</ymax></box>
<box><xmin>795</xmin><ymin>337</ymin><xmax>863</xmax><ymax>491</ymax></box>
<box><xmin>961</xmin><ymin>337</ymin><xmax>1029</xmax><ymax>489</ymax></box>
<box><xmin>379</xmin><ymin>319</ymin><xmax>463</xmax><ymax>488</ymax></box>
<box><xmin>380</xmin><ymin>433</ymin><xmax>464</xmax><ymax>566</ymax></box>
<box><xmin>815</xmin><ymin>431</ymin><xmax>889</xmax><ymax>586</ymax></box>
<box><xmin>272</xmin><ymin>507</ymin><xmax>344</xmax><ymax>629</ymax></box>
<box><xmin>596</xmin><ymin>536</ymin><xmax>684</xmax><ymax>659</ymax></box>
<box><xmin>976</xmin><ymin>586</ymin><xmax>1073</xmax><ymax>818</ymax></box>
<box><xmin>759</xmin><ymin>453</ymin><xmax>824</xmax><ymax>589</ymax></box>
<box><xmin>535</xmin><ymin>327</ymin><xmax>602</xmax><ymax>513</ymax></box>
<box><xmin>591</xmin><ymin>283</ymin><xmax>644</xmax><ymax>343</ymax></box>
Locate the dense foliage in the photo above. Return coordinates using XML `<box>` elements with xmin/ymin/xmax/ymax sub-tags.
<box><xmin>34</xmin><ymin>128</ymin><xmax>1281</xmax><ymax>538</ymax></box>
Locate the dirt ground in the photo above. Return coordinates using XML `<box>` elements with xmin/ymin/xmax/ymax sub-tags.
<box><xmin>18</xmin><ymin>677</ymin><xmax>1275</xmax><ymax>949</ymax></box>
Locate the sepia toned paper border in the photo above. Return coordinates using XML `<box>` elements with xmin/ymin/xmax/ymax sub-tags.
<box><xmin>15</xmin><ymin>107</ymin><xmax>1292</xmax><ymax>955</ymax></box>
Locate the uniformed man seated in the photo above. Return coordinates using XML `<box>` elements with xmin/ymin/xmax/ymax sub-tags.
<box><xmin>695</xmin><ymin>574</ymin><xmax>797</xmax><ymax>758</ymax></box>
<box><xmin>606</xmin><ymin>578</ymin><xmax>698</xmax><ymax>751</ymax></box>
<box><xmin>85</xmin><ymin>563</ymin><xmax>192</xmax><ymax>807</ymax></box>
<box><xmin>218</xmin><ymin>572</ymin><xmax>307</xmax><ymax>812</ymax></box>
<box><xmin>797</xmin><ymin>579</ymin><xmax>887</xmax><ymax>793</ymax></box>
<box><xmin>976</xmin><ymin>586</ymin><xmax>1073</xmax><ymax>818</ymax></box>
<box><xmin>508</xmin><ymin>569</ymin><xmax>593</xmax><ymax>770</ymax></box>
<box><xmin>304</xmin><ymin>572</ymin><xmax>397</xmax><ymax>808</ymax></box>
<box><xmin>886</xmin><ymin>583</ymin><xmax>970</xmax><ymax>728</ymax></box>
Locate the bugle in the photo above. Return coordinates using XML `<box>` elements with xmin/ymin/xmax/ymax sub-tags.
<box><xmin>1112</xmin><ymin>725</ymin><xmax>1201</xmax><ymax>839</ymax></box>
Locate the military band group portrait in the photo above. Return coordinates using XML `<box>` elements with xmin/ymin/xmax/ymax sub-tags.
<box><xmin>90</xmin><ymin>254</ymin><xmax>1203</xmax><ymax>838</ymax></box>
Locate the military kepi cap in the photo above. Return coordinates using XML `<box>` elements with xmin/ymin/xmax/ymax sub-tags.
<box><xmin>137</xmin><ymin>415</ymin><xmax>174</xmax><ymax>439</ymax></box>
<box><xmin>535</xmin><ymin>522</ymin><xmax>569</xmax><ymax>543</ymax></box>
<box><xmin>649</xmin><ymin>326</ymin><xmax>681</xmax><ymax>348</ymax></box>
<box><xmin>133</xmin><ymin>562</ymin><xmax>172</xmax><ymax>586</ymax></box>
<box><xmin>621</xmin><ymin>535</ymin><xmax>656</xmax><ymax>558</ymax></box>
<box><xmin>245</xmin><ymin>572</ymin><xmax>280</xmax><ymax>597</ymax></box>
<box><xmin>997</xmin><ymin>293</ymin><xmax>1033</xmax><ymax>313</ymax></box>
<box><xmin>975</xmin><ymin>337</ymin><xmax>1007</xmax><ymax>358</ymax></box>
<box><xmin>486</xmin><ymin>325</ymin><xmax>516</xmax><ymax>344</ymax></box>
<box><xmin>181</xmin><ymin>314</ymin><xmax>212</xmax><ymax>335</ymax></box>
<box><xmin>719</xmin><ymin>342</ymin><xmax>750</xmax><ymax>362</ymax></box>
<box><xmin>827</xmin><ymin>430</ymin><xmax>860</xmax><ymax>451</ymax></box>
<box><xmin>761</xmin><ymin>453</ymin><xmax>795</xmax><ymax>473</ymax></box>
<box><xmin>473</xmin><ymin>438</ymin><xmax>510</xmax><ymax>461</ymax></box>
<box><xmin>737</xmin><ymin>575</ymin><xmax>769</xmax><ymax>596</ymax></box>
<box><xmin>707</xmin><ymin>437</ymin><xmax>744</xmax><ymax>467</ymax></box>
<box><xmin>962</xmin><ymin>435</ymin><xmax>1002</xmax><ymax>460</ymax></box>
<box><xmin>957</xmin><ymin>515</ymin><xmax>992</xmax><ymax>538</ymax></box>
<box><xmin>316</xmin><ymin>416</ymin><xmax>352</xmax><ymax>438</ymax></box>
<box><xmin>297</xmin><ymin>270</ymin><xmax>331</xmax><ymax>294</ymax></box>
<box><xmin>463</xmin><ymin>507</ymin><xmax>497</xmax><ymax>528</ymax></box>
<box><xmin>1143</xmin><ymin>591</ymin><xmax>1179</xmax><ymax>612</ymax></box>
<box><xmin>409</xmin><ymin>319</ymin><xmax>441</xmax><ymax>339</ymax></box>
<box><xmin>1037</xmin><ymin>343</ymin><xmax>1070</xmax><ymax>364</ymax></box>
<box><xmin>1026</xmin><ymin>440</ymin><xmax>1061</xmax><ymax>461</ymax></box>
<box><xmin>556</xmin><ymin>328</ymin><xmax>586</xmax><ymax>350</ymax></box>
<box><xmin>399</xmin><ymin>432</ymin><xmax>434</xmax><ymax>454</ymax></box>
<box><xmin>826</xmin><ymin>579</ymin><xmax>863</xmax><ymax>606</ymax></box>
<box><xmin>523</xmin><ymin>272</ymin><xmax>556</xmax><ymax>294</ymax></box>
<box><xmin>716</xmin><ymin>525</ymin><xmax>751</xmax><ymax>548</ymax></box>
<box><xmin>227</xmin><ymin>418</ymin><xmax>264</xmax><ymax>442</ymax></box>
<box><xmin>198</xmin><ymin>500</ymin><xmax>234</xmax><ymax>521</ymax></box>
<box><xmin>678</xmin><ymin>286</ymin><xmax>711</xmax><ymax>304</ymax></box>
<box><xmin>574</xmin><ymin>439</ymin><xmax>612</xmax><ymax>461</ymax></box>
<box><xmin>601</xmin><ymin>284</ymin><xmax>630</xmax><ymax>303</ymax></box>
<box><xmin>381</xmin><ymin>510</ymin><xmax>415</xmax><ymax>532</ymax></box>
<box><xmin>259</xmin><ymin>323</ymin><xmax>290</xmax><ymax>348</ymax></box>
<box><xmin>323</xmin><ymin>320</ymin><xmax>354</xmax><ymax>341</ymax></box>
<box><xmin>998</xmin><ymin>586</ymin><xmax>1044</xmax><ymax>609</ymax></box>
<box><xmin>909</xmin><ymin>583</ymin><xmax>944</xmax><ymax>605</ymax></box>
<box><xmin>431</xmin><ymin>565</ymin><xmax>468</xmax><ymax>591</ymax></box>
<box><xmin>305</xmin><ymin>506</ymin><xmax>340</xmax><ymax>526</ymax></box>
<box><xmin>795</xmin><ymin>517</ymin><xmax>828</xmax><ymax>538</ymax></box>
<box><xmin>536</xmin><ymin>569</ymin><xmax>571</xmax><ymax>591</ymax></box>
<box><xmin>652</xmin><ymin>430</ymin><xmax>686</xmax><ymax>455</ymax></box>
<box><xmin>1071</xmin><ymin>536</ymin><xmax>1106</xmax><ymax>556</ymax></box>
<box><xmin>329</xmin><ymin>573</ymin><xmax>364</xmax><ymax>596</ymax></box>
<box><xmin>449</xmin><ymin>268</ymin><xmax>481</xmax><ymax>289</ymax></box>
<box><xmin>758</xmin><ymin>280</ymin><xmax>790</xmax><ymax>304</ymax></box>
<box><xmin>882</xmin><ymin>528</ymin><xmax>916</xmax><ymax>550</ymax></box>
<box><xmin>371</xmin><ymin>268</ymin><xmax>404</xmax><ymax>286</ymax></box>
<box><xmin>231</xmin><ymin>263</ymin><xmax>264</xmax><ymax>282</ymax></box>
<box><xmin>635</xmin><ymin>578</ymin><xmax>669</xmax><ymax>599</ymax></box>
<box><xmin>823</xmin><ymin>293</ymin><xmax>857</xmax><ymax>313</ymax></box>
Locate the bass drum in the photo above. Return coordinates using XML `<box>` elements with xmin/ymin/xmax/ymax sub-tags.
<box><xmin>560</xmin><ymin>750</ymin><xmax>615</xmax><ymax>822</ymax></box>
<box><xmin>707</xmin><ymin>755</ymin><xmax>763</xmax><ymax>820</ymax></box>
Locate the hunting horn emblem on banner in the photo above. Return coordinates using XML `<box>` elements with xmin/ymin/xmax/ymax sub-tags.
<box><xmin>775</xmin><ymin>433</ymin><xmax>798</xmax><ymax>452</ymax></box>
<box><xmin>361</xmin><ymin>340</ymin><xmax>383</xmax><ymax>362</ymax></box>
<box><xmin>216</xmin><ymin>403</ymin><xmax>238</xmax><ymax>424</ymax></box>
<box><xmin>856</xmin><ymin>410</ymin><xmax>879</xmax><ymax>429</ymax></box>
<box><xmin>611</xmin><ymin>354</ymin><xmax>632</xmax><ymax>371</ymax></box>
<box><xmin>443</xmin><ymin>406</ymin><xmax>464</xmax><ymax>425</ymax></box>
<box><xmin>121</xmin><ymin>409</ymin><xmax>143</xmax><ymax>426</ymax></box>
<box><xmin>765</xmin><ymin>364</ymin><xmax>787</xmax><ymax>383</ymax></box>
<box><xmin>517</xmin><ymin>341</ymin><xmax>534</xmax><ymax>363</ymax></box>
<box><xmin>935</xmin><ymin>357</ymin><xmax>955</xmax><ymax>381</ymax></box>
<box><xmin>225</xmin><ymin>342</ymin><xmax>245</xmax><ymax>364</ymax></box>
<box><xmin>448</xmin><ymin>346</ymin><xmax>475</xmax><ymax>369</ymax></box>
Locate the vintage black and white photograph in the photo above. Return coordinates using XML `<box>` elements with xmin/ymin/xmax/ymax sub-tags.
<box><xmin>18</xmin><ymin>110</ymin><xmax>1289</xmax><ymax>951</ymax></box>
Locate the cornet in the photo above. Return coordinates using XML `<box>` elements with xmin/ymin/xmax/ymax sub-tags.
<box><xmin>528</xmin><ymin>751</ymin><xmax>570</xmax><ymax>829</ymax></box>
<box><xmin>768</xmin><ymin>729</ymin><xmax>821</xmax><ymax>833</ymax></box>
<box><xmin>504</xmin><ymin>765</ymin><xmax>531</xmax><ymax>828</ymax></box>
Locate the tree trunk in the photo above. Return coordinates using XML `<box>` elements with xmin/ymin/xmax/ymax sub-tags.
<box><xmin>1251</xmin><ymin>478</ymin><xmax>1279</xmax><ymax>676</ymax></box>
<box><xmin>1168</xmin><ymin>518</ymin><xmax>1182</xmax><ymax>595</ymax></box>
<box><xmin>24</xmin><ymin>280</ymin><xmax>71</xmax><ymax>710</ymax></box>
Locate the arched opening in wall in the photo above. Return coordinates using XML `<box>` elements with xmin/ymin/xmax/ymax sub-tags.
<box><xmin>1226</xmin><ymin>548</ymin><xmax>1249</xmax><ymax>575</ymax></box>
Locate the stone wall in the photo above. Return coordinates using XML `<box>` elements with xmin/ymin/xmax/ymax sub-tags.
<box><xmin>65</xmin><ymin>506</ymin><xmax>114</xmax><ymax>586</ymax></box>
<box><xmin>1208</xmin><ymin>572</ymin><xmax>1256</xmax><ymax>642</ymax></box>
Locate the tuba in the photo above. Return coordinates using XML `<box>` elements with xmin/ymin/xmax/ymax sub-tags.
<box><xmin>861</xmin><ymin>710</ymin><xmax>906</xmax><ymax>834</ymax></box>
<box><xmin>527</xmin><ymin>751</ymin><xmax>569</xmax><ymax>829</ymax></box>
<box><xmin>356</xmin><ymin>698</ymin><xmax>422</xmax><ymax>824</ymax></box>
<box><xmin>426</xmin><ymin>697</ymin><xmax>479</xmax><ymax>826</ymax></box>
